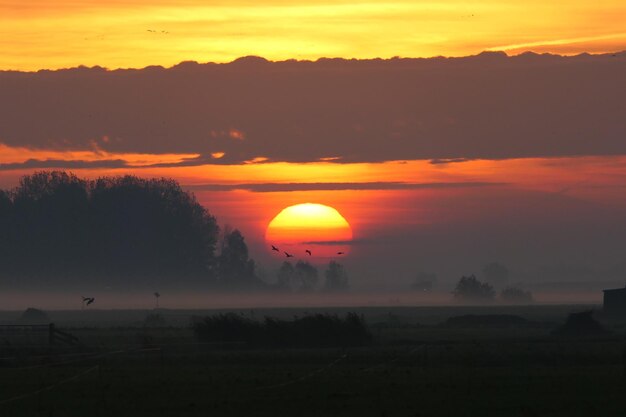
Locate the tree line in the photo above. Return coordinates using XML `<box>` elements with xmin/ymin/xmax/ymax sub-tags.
<box><xmin>0</xmin><ymin>171</ymin><xmax>348</xmax><ymax>291</ymax></box>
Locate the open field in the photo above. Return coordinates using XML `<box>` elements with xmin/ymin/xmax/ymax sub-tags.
<box><xmin>2</xmin><ymin>305</ymin><xmax>626</xmax><ymax>416</ymax></box>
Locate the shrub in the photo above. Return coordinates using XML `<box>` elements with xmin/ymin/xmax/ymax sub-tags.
<box><xmin>193</xmin><ymin>312</ymin><xmax>371</xmax><ymax>348</ymax></box>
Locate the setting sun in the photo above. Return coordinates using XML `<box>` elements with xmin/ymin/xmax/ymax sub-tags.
<box><xmin>265</xmin><ymin>203</ymin><xmax>353</xmax><ymax>259</ymax></box>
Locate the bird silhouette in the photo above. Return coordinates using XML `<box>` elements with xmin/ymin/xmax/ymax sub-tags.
<box><xmin>305</xmin><ymin>250</ymin><xmax>312</xmax><ymax>256</ymax></box>
<box><xmin>337</xmin><ymin>252</ymin><xmax>345</xmax><ymax>255</ymax></box>
<box><xmin>284</xmin><ymin>251</ymin><xmax>294</xmax><ymax>258</ymax></box>
<box><xmin>82</xmin><ymin>296</ymin><xmax>95</xmax><ymax>306</ymax></box>
<box><xmin>271</xmin><ymin>245</ymin><xmax>280</xmax><ymax>252</ymax></box>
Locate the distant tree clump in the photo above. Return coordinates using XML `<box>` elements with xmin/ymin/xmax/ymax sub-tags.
<box><xmin>453</xmin><ymin>275</ymin><xmax>495</xmax><ymax>302</ymax></box>
<box><xmin>500</xmin><ymin>287</ymin><xmax>534</xmax><ymax>304</ymax></box>
<box><xmin>410</xmin><ymin>272</ymin><xmax>437</xmax><ymax>291</ymax></box>
<box><xmin>482</xmin><ymin>262</ymin><xmax>509</xmax><ymax>289</ymax></box>
<box><xmin>0</xmin><ymin>171</ymin><xmax>220</xmax><ymax>289</ymax></box>
<box><xmin>275</xmin><ymin>261</ymin><xmax>295</xmax><ymax>291</ymax></box>
<box><xmin>294</xmin><ymin>261</ymin><xmax>319</xmax><ymax>292</ymax></box>
<box><xmin>323</xmin><ymin>261</ymin><xmax>349</xmax><ymax>292</ymax></box>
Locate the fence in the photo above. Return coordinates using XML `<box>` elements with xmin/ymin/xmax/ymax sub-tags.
<box><xmin>0</xmin><ymin>323</ymin><xmax>80</xmax><ymax>347</ymax></box>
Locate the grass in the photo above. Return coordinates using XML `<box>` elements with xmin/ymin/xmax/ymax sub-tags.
<box><xmin>1</xmin><ymin>305</ymin><xmax>626</xmax><ymax>416</ymax></box>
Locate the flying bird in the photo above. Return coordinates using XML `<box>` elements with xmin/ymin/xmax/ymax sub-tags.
<box><xmin>284</xmin><ymin>251</ymin><xmax>294</xmax><ymax>258</ymax></box>
<box><xmin>82</xmin><ymin>296</ymin><xmax>95</xmax><ymax>306</ymax></box>
<box><xmin>271</xmin><ymin>245</ymin><xmax>280</xmax><ymax>252</ymax></box>
<box><xmin>337</xmin><ymin>252</ymin><xmax>345</xmax><ymax>255</ymax></box>
<box><xmin>305</xmin><ymin>250</ymin><xmax>312</xmax><ymax>256</ymax></box>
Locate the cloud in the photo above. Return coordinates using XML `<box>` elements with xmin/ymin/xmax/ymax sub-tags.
<box><xmin>0</xmin><ymin>158</ymin><xmax>128</xmax><ymax>170</ymax></box>
<box><xmin>184</xmin><ymin>181</ymin><xmax>506</xmax><ymax>193</ymax></box>
<box><xmin>1</xmin><ymin>52</ymin><xmax>625</xmax><ymax>164</ymax></box>
<box><xmin>300</xmin><ymin>239</ymin><xmax>370</xmax><ymax>246</ymax></box>
<box><xmin>429</xmin><ymin>158</ymin><xmax>474</xmax><ymax>165</ymax></box>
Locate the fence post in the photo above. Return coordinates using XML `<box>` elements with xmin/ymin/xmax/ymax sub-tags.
<box><xmin>49</xmin><ymin>323</ymin><xmax>55</xmax><ymax>346</ymax></box>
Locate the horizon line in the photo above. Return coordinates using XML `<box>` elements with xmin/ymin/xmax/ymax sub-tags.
<box><xmin>2</xmin><ymin>49</ymin><xmax>624</xmax><ymax>74</ymax></box>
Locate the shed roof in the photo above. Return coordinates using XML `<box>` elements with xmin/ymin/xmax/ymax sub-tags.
<box><xmin>603</xmin><ymin>287</ymin><xmax>626</xmax><ymax>293</ymax></box>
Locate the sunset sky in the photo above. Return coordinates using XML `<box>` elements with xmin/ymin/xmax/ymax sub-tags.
<box><xmin>1</xmin><ymin>1</ymin><xmax>625</xmax><ymax>290</ymax></box>
<box><xmin>1</xmin><ymin>0</ymin><xmax>626</xmax><ymax>71</ymax></box>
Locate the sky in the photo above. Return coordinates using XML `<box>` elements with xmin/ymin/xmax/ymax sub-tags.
<box><xmin>1</xmin><ymin>1</ymin><xmax>625</xmax><ymax>292</ymax></box>
<box><xmin>1</xmin><ymin>0</ymin><xmax>626</xmax><ymax>71</ymax></box>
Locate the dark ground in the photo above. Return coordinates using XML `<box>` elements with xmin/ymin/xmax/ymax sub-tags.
<box><xmin>1</xmin><ymin>305</ymin><xmax>626</xmax><ymax>417</ymax></box>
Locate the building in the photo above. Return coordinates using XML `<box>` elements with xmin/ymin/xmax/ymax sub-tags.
<box><xmin>603</xmin><ymin>286</ymin><xmax>626</xmax><ymax>316</ymax></box>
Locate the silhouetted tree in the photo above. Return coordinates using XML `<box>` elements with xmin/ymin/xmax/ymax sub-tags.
<box><xmin>295</xmin><ymin>261</ymin><xmax>318</xmax><ymax>292</ymax></box>
<box><xmin>453</xmin><ymin>275</ymin><xmax>495</xmax><ymax>301</ymax></box>
<box><xmin>0</xmin><ymin>171</ymin><xmax>220</xmax><ymax>289</ymax></box>
<box><xmin>11</xmin><ymin>171</ymin><xmax>90</xmax><ymax>281</ymax></box>
<box><xmin>500</xmin><ymin>287</ymin><xmax>533</xmax><ymax>303</ymax></box>
<box><xmin>89</xmin><ymin>175</ymin><xmax>219</xmax><ymax>287</ymax></box>
<box><xmin>0</xmin><ymin>190</ymin><xmax>12</xmax><ymax>273</ymax></box>
<box><xmin>217</xmin><ymin>229</ymin><xmax>260</xmax><ymax>288</ymax></box>
<box><xmin>482</xmin><ymin>262</ymin><xmax>509</xmax><ymax>288</ymax></box>
<box><xmin>323</xmin><ymin>261</ymin><xmax>349</xmax><ymax>292</ymax></box>
<box><xmin>276</xmin><ymin>261</ymin><xmax>295</xmax><ymax>291</ymax></box>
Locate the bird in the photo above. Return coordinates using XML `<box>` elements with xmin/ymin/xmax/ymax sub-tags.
<box><xmin>305</xmin><ymin>250</ymin><xmax>312</xmax><ymax>256</ymax></box>
<box><xmin>271</xmin><ymin>245</ymin><xmax>280</xmax><ymax>252</ymax></box>
<box><xmin>284</xmin><ymin>251</ymin><xmax>294</xmax><ymax>258</ymax></box>
<box><xmin>337</xmin><ymin>252</ymin><xmax>345</xmax><ymax>255</ymax></box>
<box><xmin>82</xmin><ymin>296</ymin><xmax>95</xmax><ymax>306</ymax></box>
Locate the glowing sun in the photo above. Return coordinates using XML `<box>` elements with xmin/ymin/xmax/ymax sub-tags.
<box><xmin>265</xmin><ymin>203</ymin><xmax>353</xmax><ymax>259</ymax></box>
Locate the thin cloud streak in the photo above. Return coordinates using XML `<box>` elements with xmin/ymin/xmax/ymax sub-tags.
<box><xmin>487</xmin><ymin>32</ymin><xmax>626</xmax><ymax>52</ymax></box>
<box><xmin>184</xmin><ymin>181</ymin><xmax>507</xmax><ymax>193</ymax></box>
<box><xmin>0</xmin><ymin>158</ymin><xmax>128</xmax><ymax>170</ymax></box>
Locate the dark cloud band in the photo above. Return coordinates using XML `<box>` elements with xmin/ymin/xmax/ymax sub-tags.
<box><xmin>1</xmin><ymin>52</ymin><xmax>624</xmax><ymax>164</ymax></box>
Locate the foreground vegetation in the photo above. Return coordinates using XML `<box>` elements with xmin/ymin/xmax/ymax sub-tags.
<box><xmin>1</xmin><ymin>305</ymin><xmax>626</xmax><ymax>416</ymax></box>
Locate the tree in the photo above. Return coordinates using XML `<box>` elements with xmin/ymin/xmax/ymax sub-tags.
<box><xmin>482</xmin><ymin>262</ymin><xmax>509</xmax><ymax>288</ymax></box>
<box><xmin>276</xmin><ymin>261</ymin><xmax>295</xmax><ymax>291</ymax></box>
<box><xmin>11</xmin><ymin>171</ymin><xmax>90</xmax><ymax>281</ymax></box>
<box><xmin>500</xmin><ymin>287</ymin><xmax>533</xmax><ymax>303</ymax></box>
<box><xmin>89</xmin><ymin>175</ymin><xmax>219</xmax><ymax>287</ymax></box>
<box><xmin>324</xmin><ymin>261</ymin><xmax>349</xmax><ymax>292</ymax></box>
<box><xmin>0</xmin><ymin>171</ymin><xmax>220</xmax><ymax>289</ymax></box>
<box><xmin>217</xmin><ymin>229</ymin><xmax>259</xmax><ymax>288</ymax></box>
<box><xmin>453</xmin><ymin>275</ymin><xmax>495</xmax><ymax>301</ymax></box>
<box><xmin>294</xmin><ymin>261</ymin><xmax>318</xmax><ymax>292</ymax></box>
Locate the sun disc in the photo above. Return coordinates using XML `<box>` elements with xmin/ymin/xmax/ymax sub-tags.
<box><xmin>265</xmin><ymin>203</ymin><xmax>352</xmax><ymax>259</ymax></box>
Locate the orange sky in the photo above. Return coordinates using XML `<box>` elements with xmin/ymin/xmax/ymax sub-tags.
<box><xmin>1</xmin><ymin>2</ymin><xmax>625</xmax><ymax>289</ymax></box>
<box><xmin>1</xmin><ymin>0</ymin><xmax>626</xmax><ymax>71</ymax></box>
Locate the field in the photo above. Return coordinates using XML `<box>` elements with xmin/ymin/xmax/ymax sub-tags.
<box><xmin>1</xmin><ymin>305</ymin><xmax>626</xmax><ymax>416</ymax></box>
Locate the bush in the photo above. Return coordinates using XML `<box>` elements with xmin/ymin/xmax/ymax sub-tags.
<box><xmin>444</xmin><ymin>314</ymin><xmax>529</xmax><ymax>328</ymax></box>
<box><xmin>552</xmin><ymin>311</ymin><xmax>609</xmax><ymax>337</ymax></box>
<box><xmin>20</xmin><ymin>307</ymin><xmax>50</xmax><ymax>323</ymax></box>
<box><xmin>193</xmin><ymin>312</ymin><xmax>371</xmax><ymax>348</ymax></box>
<box><xmin>193</xmin><ymin>313</ymin><xmax>262</xmax><ymax>345</ymax></box>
